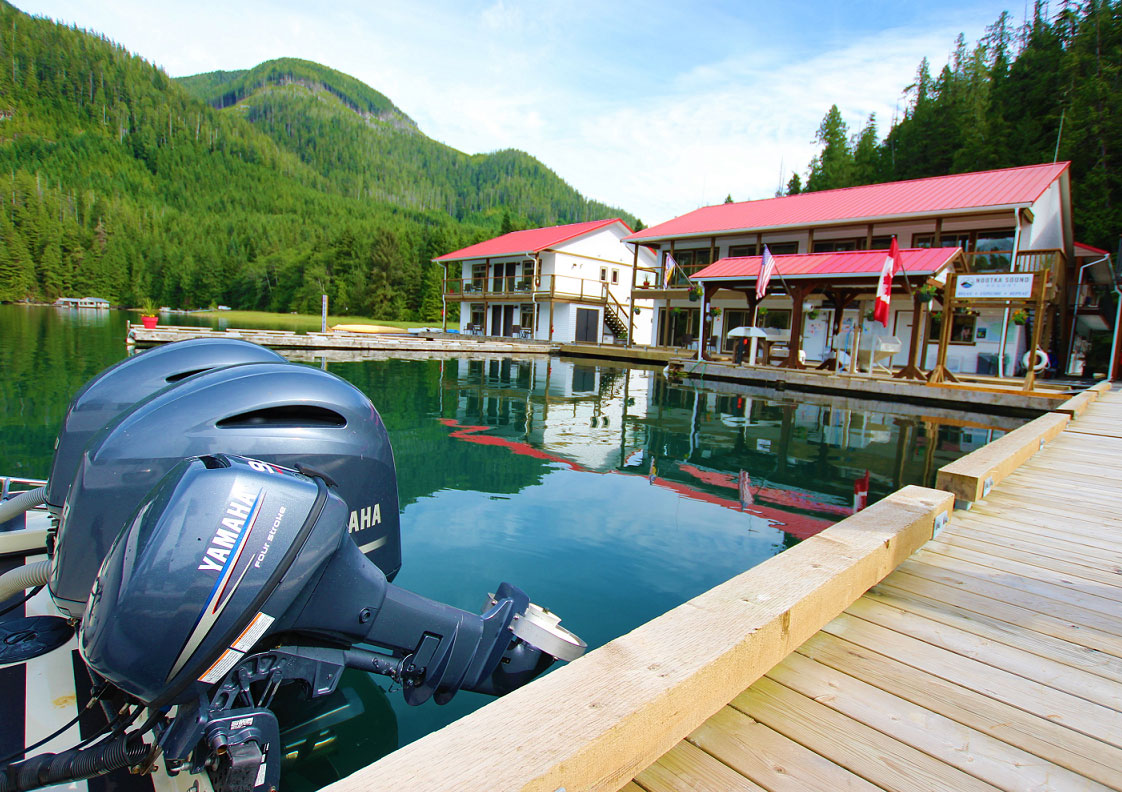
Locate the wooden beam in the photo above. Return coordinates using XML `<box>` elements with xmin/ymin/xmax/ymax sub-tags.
<box><xmin>328</xmin><ymin>486</ymin><xmax>952</xmax><ymax>792</ymax></box>
<box><xmin>893</xmin><ymin>292</ymin><xmax>927</xmax><ymax>381</ymax></box>
<box><xmin>935</xmin><ymin>411</ymin><xmax>1070</xmax><ymax>506</ymax></box>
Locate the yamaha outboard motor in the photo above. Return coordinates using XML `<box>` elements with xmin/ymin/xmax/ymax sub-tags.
<box><xmin>45</xmin><ymin>338</ymin><xmax>286</xmax><ymax>521</ymax></box>
<box><xmin>49</xmin><ymin>363</ymin><xmax>401</xmax><ymax>619</ymax></box>
<box><xmin>71</xmin><ymin>455</ymin><xmax>583</xmax><ymax>792</ymax></box>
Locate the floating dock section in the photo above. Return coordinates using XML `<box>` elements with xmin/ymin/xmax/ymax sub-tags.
<box><xmin>126</xmin><ymin>323</ymin><xmax>552</xmax><ymax>355</ymax></box>
<box><xmin>323</xmin><ymin>385</ymin><xmax>1122</xmax><ymax>791</ymax></box>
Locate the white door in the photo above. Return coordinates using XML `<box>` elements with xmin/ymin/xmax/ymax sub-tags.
<box><xmin>802</xmin><ymin>311</ymin><xmax>831</xmax><ymax>362</ymax></box>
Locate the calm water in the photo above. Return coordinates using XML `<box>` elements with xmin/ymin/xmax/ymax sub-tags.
<box><xmin>0</xmin><ymin>305</ymin><xmax>1025</xmax><ymax>786</ymax></box>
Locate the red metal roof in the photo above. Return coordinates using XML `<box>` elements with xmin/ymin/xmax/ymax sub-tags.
<box><xmin>434</xmin><ymin>218</ymin><xmax>628</xmax><ymax>262</ymax></box>
<box><xmin>694</xmin><ymin>247</ymin><xmax>958</xmax><ymax>281</ymax></box>
<box><xmin>626</xmin><ymin>163</ymin><xmax>1070</xmax><ymax>243</ymax></box>
<box><xmin>1075</xmin><ymin>241</ymin><xmax>1110</xmax><ymax>258</ymax></box>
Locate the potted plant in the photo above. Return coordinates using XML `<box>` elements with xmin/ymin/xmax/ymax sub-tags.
<box><xmin>140</xmin><ymin>299</ymin><xmax>159</xmax><ymax>329</ymax></box>
<box><xmin>688</xmin><ymin>284</ymin><xmax>702</xmax><ymax>302</ymax></box>
<box><xmin>917</xmin><ymin>283</ymin><xmax>937</xmax><ymax>302</ymax></box>
<box><xmin>1012</xmin><ymin>309</ymin><xmax>1028</xmax><ymax>325</ymax></box>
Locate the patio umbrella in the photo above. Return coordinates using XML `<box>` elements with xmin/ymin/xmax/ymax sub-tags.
<box><xmin>726</xmin><ymin>326</ymin><xmax>768</xmax><ymax>365</ymax></box>
<box><xmin>726</xmin><ymin>326</ymin><xmax>769</xmax><ymax>338</ymax></box>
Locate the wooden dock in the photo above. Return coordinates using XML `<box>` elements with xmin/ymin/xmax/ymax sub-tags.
<box><xmin>321</xmin><ymin>385</ymin><xmax>1121</xmax><ymax>792</ymax></box>
<box><xmin>631</xmin><ymin>386</ymin><xmax>1122</xmax><ymax>792</ymax></box>
<box><xmin>126</xmin><ymin>323</ymin><xmax>552</xmax><ymax>355</ymax></box>
<box><xmin>665</xmin><ymin>356</ymin><xmax>1071</xmax><ymax>414</ymax></box>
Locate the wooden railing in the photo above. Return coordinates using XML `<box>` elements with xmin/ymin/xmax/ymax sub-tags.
<box><xmin>444</xmin><ymin>274</ymin><xmax>614</xmax><ymax>303</ymax></box>
<box><xmin>961</xmin><ymin>248</ymin><xmax>1065</xmax><ymax>290</ymax></box>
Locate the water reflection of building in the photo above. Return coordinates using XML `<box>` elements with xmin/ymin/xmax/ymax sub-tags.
<box><xmin>438</xmin><ymin>356</ymin><xmax>1023</xmax><ymax>536</ymax></box>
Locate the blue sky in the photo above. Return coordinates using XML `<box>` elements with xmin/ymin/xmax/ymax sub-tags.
<box><xmin>17</xmin><ymin>0</ymin><xmax>1021</xmax><ymax>224</ymax></box>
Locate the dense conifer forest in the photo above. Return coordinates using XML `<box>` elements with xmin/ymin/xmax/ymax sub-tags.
<box><xmin>0</xmin><ymin>1</ymin><xmax>633</xmax><ymax>316</ymax></box>
<box><xmin>4</xmin><ymin>1</ymin><xmax>1122</xmax><ymax>315</ymax></box>
<box><xmin>794</xmin><ymin>2</ymin><xmax>1122</xmax><ymax>251</ymax></box>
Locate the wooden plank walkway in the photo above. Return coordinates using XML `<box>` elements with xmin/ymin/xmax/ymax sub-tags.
<box><xmin>631</xmin><ymin>388</ymin><xmax>1122</xmax><ymax>792</ymax></box>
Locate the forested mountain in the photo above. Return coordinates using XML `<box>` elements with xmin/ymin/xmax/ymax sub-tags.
<box><xmin>0</xmin><ymin>2</ymin><xmax>633</xmax><ymax>317</ymax></box>
<box><xmin>177</xmin><ymin>59</ymin><xmax>631</xmax><ymax>226</ymax></box>
<box><xmin>792</xmin><ymin>2</ymin><xmax>1122</xmax><ymax>251</ymax></box>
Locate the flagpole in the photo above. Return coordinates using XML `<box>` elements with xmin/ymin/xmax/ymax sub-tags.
<box><xmin>893</xmin><ymin>236</ymin><xmax>913</xmax><ymax>297</ymax></box>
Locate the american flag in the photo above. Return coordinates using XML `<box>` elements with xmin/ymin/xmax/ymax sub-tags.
<box><xmin>756</xmin><ymin>246</ymin><xmax>776</xmax><ymax>300</ymax></box>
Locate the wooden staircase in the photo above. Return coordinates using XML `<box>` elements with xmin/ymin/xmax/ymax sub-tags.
<box><xmin>604</xmin><ymin>298</ymin><xmax>629</xmax><ymax>343</ymax></box>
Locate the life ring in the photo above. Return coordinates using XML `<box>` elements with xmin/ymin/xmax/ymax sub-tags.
<box><xmin>1022</xmin><ymin>348</ymin><xmax>1049</xmax><ymax>372</ymax></box>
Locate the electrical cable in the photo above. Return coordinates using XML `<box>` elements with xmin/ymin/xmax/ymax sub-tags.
<box><xmin>0</xmin><ymin>586</ymin><xmax>42</xmax><ymax>619</ymax></box>
<box><xmin>0</xmin><ymin>711</ymin><xmax>83</xmax><ymax>766</ymax></box>
<box><xmin>0</xmin><ymin>683</ymin><xmax>110</xmax><ymax>765</ymax></box>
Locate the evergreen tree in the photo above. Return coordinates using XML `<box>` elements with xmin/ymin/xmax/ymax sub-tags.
<box><xmin>805</xmin><ymin>105</ymin><xmax>853</xmax><ymax>192</ymax></box>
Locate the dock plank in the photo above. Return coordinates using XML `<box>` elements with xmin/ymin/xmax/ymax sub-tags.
<box><xmin>733</xmin><ymin>676</ymin><xmax>1002</xmax><ymax>792</ymax></box>
<box><xmin>625</xmin><ymin>392</ymin><xmax>1122</xmax><ymax>792</ymax></box>
<box><xmin>687</xmin><ymin>706</ymin><xmax>880</xmax><ymax>792</ymax></box>
<box><xmin>768</xmin><ymin>650</ymin><xmax>1110</xmax><ymax>792</ymax></box>
<box><xmin>864</xmin><ymin>584</ymin><xmax>1122</xmax><ymax>685</ymax></box>
<box><xmin>795</xmin><ymin>632</ymin><xmax>1122</xmax><ymax>789</ymax></box>
<box><xmin>634</xmin><ymin>741</ymin><xmax>764</xmax><ymax>792</ymax></box>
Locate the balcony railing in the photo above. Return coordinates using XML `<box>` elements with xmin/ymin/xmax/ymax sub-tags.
<box><xmin>444</xmin><ymin>274</ymin><xmax>613</xmax><ymax>303</ymax></box>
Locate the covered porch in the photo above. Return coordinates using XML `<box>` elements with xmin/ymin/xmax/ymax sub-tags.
<box><xmin>690</xmin><ymin>248</ymin><xmax>964</xmax><ymax>381</ymax></box>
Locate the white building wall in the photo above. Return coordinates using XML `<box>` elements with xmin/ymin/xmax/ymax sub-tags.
<box><xmin>1024</xmin><ymin>181</ymin><xmax>1064</xmax><ymax>250</ymax></box>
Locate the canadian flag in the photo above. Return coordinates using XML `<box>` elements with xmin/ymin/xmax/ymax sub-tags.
<box><xmin>873</xmin><ymin>238</ymin><xmax>900</xmax><ymax>327</ymax></box>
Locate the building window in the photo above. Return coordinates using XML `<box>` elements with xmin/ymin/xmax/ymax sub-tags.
<box><xmin>520</xmin><ymin>304</ymin><xmax>535</xmax><ymax>333</ymax></box>
<box><xmin>762</xmin><ymin>241</ymin><xmax>798</xmax><ymax>255</ymax></box>
<box><xmin>729</xmin><ymin>244</ymin><xmax>756</xmax><ymax>257</ymax></box>
<box><xmin>611</xmin><ymin>269</ymin><xmax>619</xmax><ymax>284</ymax></box>
<box><xmin>759</xmin><ymin>308</ymin><xmax>791</xmax><ymax>330</ymax></box>
<box><xmin>600</xmin><ymin>267</ymin><xmax>608</xmax><ymax>281</ymax></box>
<box><xmin>813</xmin><ymin>238</ymin><xmax>858</xmax><ymax>253</ymax></box>
<box><xmin>930</xmin><ymin>311</ymin><xmax>977</xmax><ymax>344</ymax></box>
<box><xmin>469</xmin><ymin>264</ymin><xmax>486</xmax><ymax>291</ymax></box>
<box><xmin>913</xmin><ymin>229</ymin><xmax>1014</xmax><ymax>272</ymax></box>
<box><xmin>470</xmin><ymin>303</ymin><xmax>485</xmax><ymax>329</ymax></box>
<box><xmin>723</xmin><ymin>309</ymin><xmax>752</xmax><ymax>351</ymax></box>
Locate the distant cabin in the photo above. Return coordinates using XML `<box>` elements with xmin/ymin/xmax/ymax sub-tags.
<box><xmin>54</xmin><ymin>297</ymin><xmax>110</xmax><ymax>309</ymax></box>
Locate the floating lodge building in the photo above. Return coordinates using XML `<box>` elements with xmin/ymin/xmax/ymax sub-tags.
<box><xmin>437</xmin><ymin>162</ymin><xmax>1120</xmax><ymax>380</ymax></box>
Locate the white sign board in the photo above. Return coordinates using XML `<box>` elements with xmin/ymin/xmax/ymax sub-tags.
<box><xmin>955</xmin><ymin>273</ymin><xmax>1034</xmax><ymax>299</ymax></box>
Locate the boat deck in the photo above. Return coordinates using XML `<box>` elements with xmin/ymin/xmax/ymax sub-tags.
<box><xmin>630</xmin><ymin>388</ymin><xmax>1122</xmax><ymax>791</ymax></box>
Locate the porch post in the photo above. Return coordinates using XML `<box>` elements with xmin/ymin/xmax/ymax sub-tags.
<box><xmin>628</xmin><ymin>243</ymin><xmax>638</xmax><ymax>348</ymax></box>
<box><xmin>927</xmin><ymin>274</ymin><xmax>959</xmax><ymax>384</ymax></box>
<box><xmin>894</xmin><ymin>289</ymin><xmax>928</xmax><ymax>380</ymax></box>
<box><xmin>779</xmin><ymin>282</ymin><xmax>819</xmax><ymax>369</ymax></box>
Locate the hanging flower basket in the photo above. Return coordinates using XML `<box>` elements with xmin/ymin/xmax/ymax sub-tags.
<box><xmin>687</xmin><ymin>285</ymin><xmax>702</xmax><ymax>302</ymax></box>
<box><xmin>806</xmin><ymin>309</ymin><xmax>819</xmax><ymax>320</ymax></box>
<box><xmin>1012</xmin><ymin>309</ymin><xmax>1028</xmax><ymax>326</ymax></box>
<box><xmin>709</xmin><ymin>306</ymin><xmax>722</xmax><ymax>318</ymax></box>
<box><xmin>917</xmin><ymin>284</ymin><xmax>937</xmax><ymax>302</ymax></box>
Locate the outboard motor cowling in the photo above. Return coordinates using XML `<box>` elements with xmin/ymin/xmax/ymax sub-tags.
<box><xmin>79</xmin><ymin>455</ymin><xmax>584</xmax><ymax>792</ymax></box>
<box><xmin>50</xmin><ymin>363</ymin><xmax>401</xmax><ymax>618</ymax></box>
<box><xmin>45</xmin><ymin>338</ymin><xmax>286</xmax><ymax>518</ymax></box>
